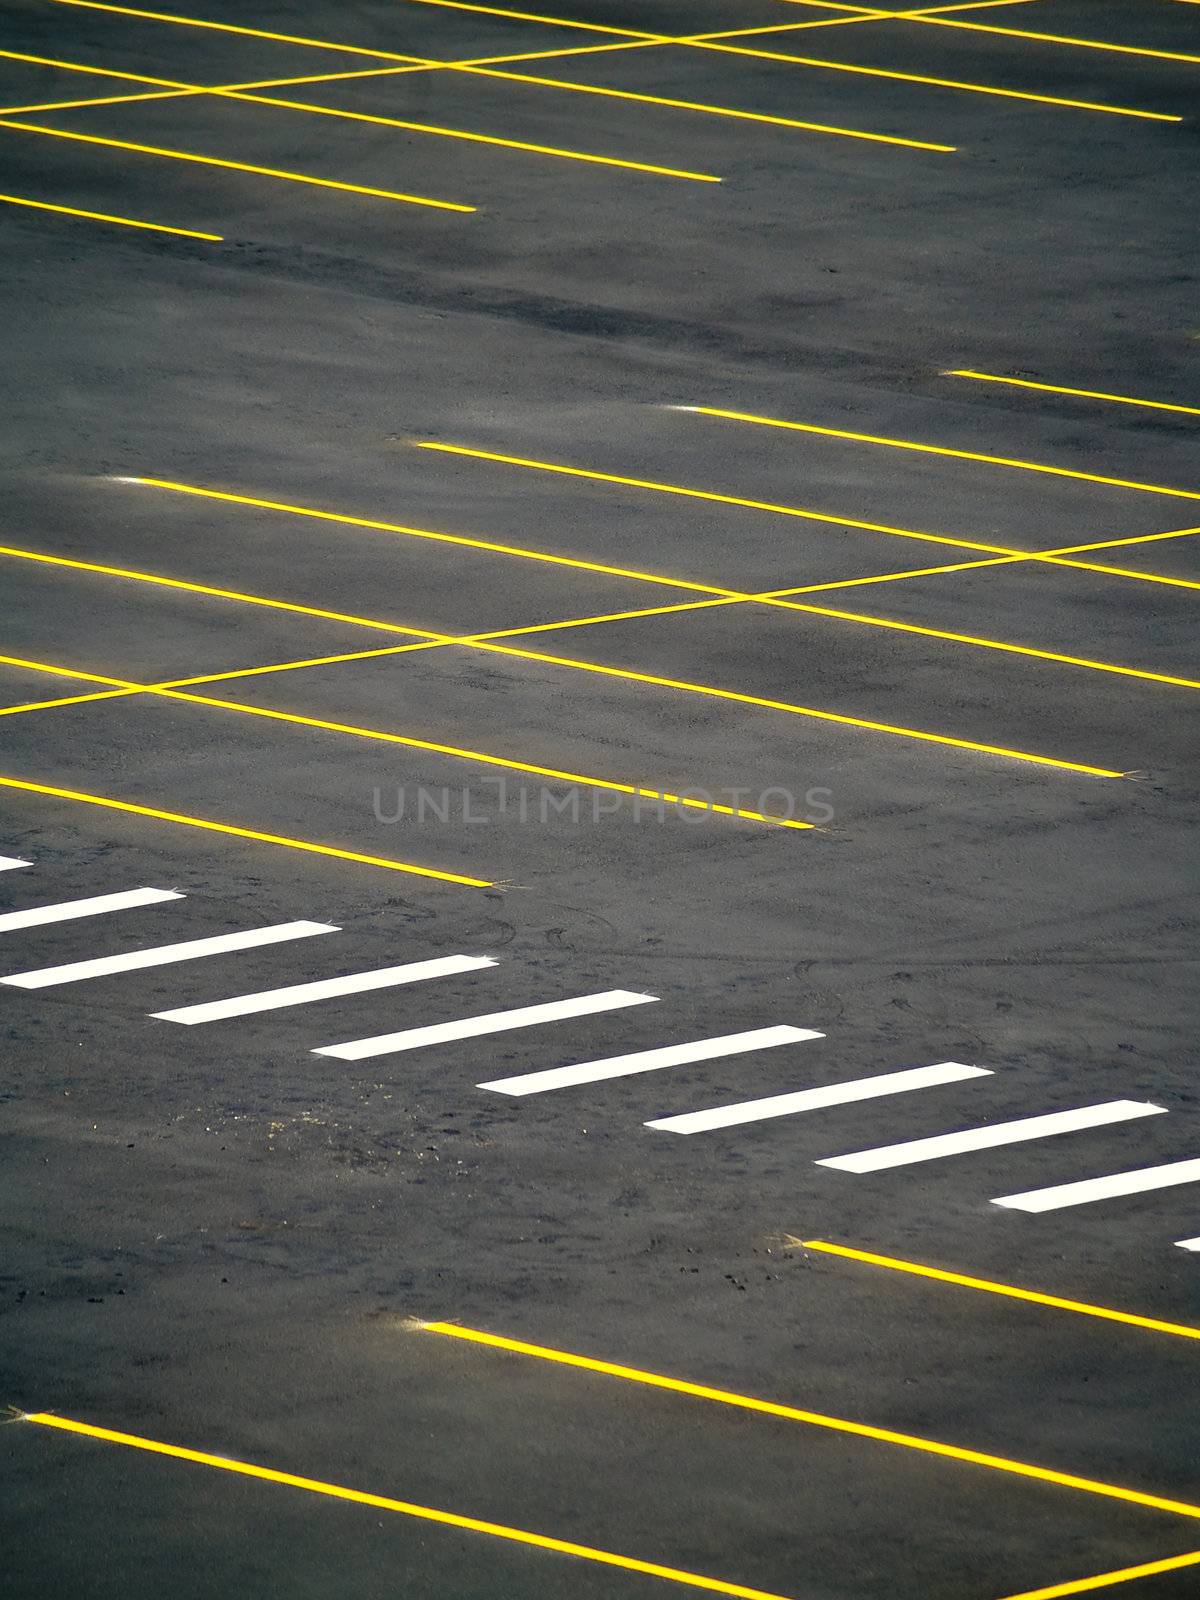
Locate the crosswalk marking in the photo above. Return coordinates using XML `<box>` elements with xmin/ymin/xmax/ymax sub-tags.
<box><xmin>314</xmin><ymin>989</ymin><xmax>657</xmax><ymax>1061</ymax></box>
<box><xmin>478</xmin><ymin>1025</ymin><xmax>824</xmax><ymax>1096</ymax></box>
<box><xmin>0</xmin><ymin>885</ymin><xmax>183</xmax><ymax>933</ymax></box>
<box><xmin>646</xmin><ymin>1061</ymin><xmax>991</xmax><ymax>1135</ymax></box>
<box><xmin>994</xmin><ymin>1157</ymin><xmax>1200</xmax><ymax>1213</ymax></box>
<box><xmin>0</xmin><ymin>854</ymin><xmax>31</xmax><ymax>871</ymax></box>
<box><xmin>0</xmin><ymin>920</ymin><xmax>337</xmax><ymax>988</ymax></box>
<box><xmin>150</xmin><ymin>953</ymin><xmax>497</xmax><ymax>1024</ymax></box>
<box><xmin>816</xmin><ymin>1101</ymin><xmax>1167</xmax><ymax>1173</ymax></box>
<box><xmin>1176</xmin><ymin>1237</ymin><xmax>1200</xmax><ymax>1253</ymax></box>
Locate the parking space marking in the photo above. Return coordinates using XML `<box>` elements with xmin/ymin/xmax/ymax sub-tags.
<box><xmin>20</xmin><ymin>1414</ymin><xmax>794</xmax><ymax>1600</ymax></box>
<box><xmin>816</xmin><ymin>1102</ymin><xmax>1168</xmax><ymax>1173</ymax></box>
<box><xmin>0</xmin><ymin>885</ymin><xmax>183</xmax><ymax>933</ymax></box>
<box><xmin>797</xmin><ymin>1241</ymin><xmax>1200</xmax><ymax>1340</ymax></box>
<box><xmin>0</xmin><ymin>919</ymin><xmax>336</xmax><ymax>989</ymax></box>
<box><xmin>898</xmin><ymin>11</ymin><xmax>1200</xmax><ymax>65</ymax></box>
<box><xmin>1176</xmin><ymin>1237</ymin><xmax>1200</xmax><ymax>1252</ymax></box>
<box><xmin>314</xmin><ymin>989</ymin><xmax>658</xmax><ymax>1060</ymax></box>
<box><xmin>0</xmin><ymin>118</ymin><xmax>476</xmax><ymax>212</ymax></box>
<box><xmin>0</xmin><ymin>774</ymin><xmax>493</xmax><ymax>884</ymax></box>
<box><xmin>0</xmin><ymin>190</ymin><xmax>220</xmax><ymax>237</ymax></box>
<box><xmin>0</xmin><ymin>855</ymin><xmax>32</xmax><ymax>871</ymax></box>
<box><xmin>0</xmin><ymin>651</ymin><xmax>817</xmax><ymax>833</ymax></box>
<box><xmin>416</xmin><ymin>443</ymin><xmax>1200</xmax><ymax>587</ymax></box>
<box><xmin>479</xmin><ymin>1025</ymin><xmax>823</xmax><ymax>1095</ymax></box>
<box><xmin>419</xmin><ymin>1322</ymin><xmax>1200</xmax><ymax>1519</ymax></box>
<box><xmin>995</xmin><ymin>1158</ymin><xmax>1200</xmax><ymax>1214</ymax></box>
<box><xmin>150</xmin><ymin>953</ymin><xmax>497</xmax><ymax>1024</ymax></box>
<box><xmin>646</xmin><ymin>1061</ymin><xmax>990</xmax><ymax>1134</ymax></box>
<box><xmin>43</xmin><ymin>0</ymin><xmax>1177</xmax><ymax>122</ymax></box>
<box><xmin>946</xmin><ymin>371</ymin><xmax>1200</xmax><ymax>419</ymax></box>
<box><xmin>0</xmin><ymin>50</ymin><xmax>723</xmax><ymax>183</ymax></box>
<box><xmin>996</xmin><ymin>1546</ymin><xmax>1200</xmax><ymax>1600</ymax></box>
<box><xmin>685</xmin><ymin>408</ymin><xmax>1200</xmax><ymax>503</ymax></box>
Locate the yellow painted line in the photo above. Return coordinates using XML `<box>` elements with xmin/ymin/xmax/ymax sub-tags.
<box><xmin>22</xmin><ymin>1413</ymin><xmax>793</xmax><ymax>1600</ymax></box>
<box><xmin>0</xmin><ymin>50</ymin><xmax>719</xmax><ymax>183</ymax></box>
<box><xmin>0</xmin><ymin>652</ymin><xmax>813</xmax><ymax>832</ymax></box>
<box><xmin>911</xmin><ymin>13</ymin><xmax>1200</xmax><ymax>64</ymax></box>
<box><xmin>419</xmin><ymin>1322</ymin><xmax>1200</xmax><ymax>1521</ymax></box>
<box><xmin>0</xmin><ymin>189</ymin><xmax>219</xmax><ymax>238</ymax></box>
<box><xmin>796</xmin><ymin>1241</ymin><xmax>1200</xmax><ymax>1342</ymax></box>
<box><xmin>995</xmin><ymin>1549</ymin><xmax>1200</xmax><ymax>1600</ymax></box>
<box><xmin>0</xmin><ymin>776</ymin><xmax>490</xmax><ymax>883</ymax></box>
<box><xmin>0</xmin><ymin>119</ymin><xmax>474</xmax><ymax>211</ymax></box>
<box><xmin>0</xmin><ymin>543</ymin><xmax>1119</xmax><ymax>777</ymax></box>
<box><xmin>947</xmin><ymin>371</ymin><xmax>1200</xmax><ymax>419</ymax></box>
<box><xmin>687</xmin><ymin>406</ymin><xmax>1200</xmax><ymax>503</ymax></box>
<box><xmin>416</xmin><ymin>442</ymin><xmax>1200</xmax><ymax>588</ymax></box>
<box><xmin>40</xmin><ymin>0</ymin><xmax>1171</xmax><ymax>125</ymax></box>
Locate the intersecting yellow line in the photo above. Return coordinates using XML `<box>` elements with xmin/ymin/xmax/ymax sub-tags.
<box><xmin>0</xmin><ymin>189</ymin><xmax>219</xmax><ymax>238</ymax></box>
<box><xmin>117</xmin><ymin>474</ymin><xmax>1200</xmax><ymax>683</ymax></box>
<box><xmin>21</xmin><ymin>1413</ymin><xmax>795</xmax><ymax>1600</ymax></box>
<box><xmin>0</xmin><ymin>651</ymin><xmax>817</xmax><ymax>831</ymax></box>
<box><xmin>0</xmin><ymin>546</ymin><xmax>1120</xmax><ymax>775</ymax></box>
<box><xmin>0</xmin><ymin>775</ymin><xmax>491</xmax><ymax>883</ymax></box>
<box><xmin>0</xmin><ymin>49</ymin><xmax>721</xmax><ymax>181</ymax></box>
<box><xmin>414</xmin><ymin>444</ymin><xmax>1200</xmax><ymax>590</ymax></box>
<box><xmin>0</xmin><ymin>117</ymin><xmax>475</xmax><ymax>210</ymax></box>
<box><xmin>36</xmin><ymin>0</ymin><xmax>1176</xmax><ymax>122</ymax></box>
<box><xmin>947</xmin><ymin>371</ymin><xmax>1200</xmax><ymax>420</ymax></box>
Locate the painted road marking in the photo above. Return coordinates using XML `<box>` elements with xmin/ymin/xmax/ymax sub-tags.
<box><xmin>994</xmin><ymin>1157</ymin><xmax>1200</xmax><ymax>1213</ymax></box>
<box><xmin>315</xmin><ymin>989</ymin><xmax>657</xmax><ymax>1060</ymax></box>
<box><xmin>479</xmin><ymin>1025</ymin><xmax>824</xmax><ymax>1095</ymax></box>
<box><xmin>21</xmin><ymin>1413</ymin><xmax>793</xmax><ymax>1600</ymax></box>
<box><xmin>1176</xmin><ymin>1237</ymin><xmax>1200</xmax><ymax>1252</ymax></box>
<box><xmin>419</xmin><ymin>1322</ymin><xmax>1200</xmax><ymax>1519</ymax></box>
<box><xmin>994</xmin><ymin>1546</ymin><xmax>1200</xmax><ymax>1600</ymax></box>
<box><xmin>0</xmin><ymin>190</ymin><xmax>221</xmax><ymax>239</ymax></box>
<box><xmin>0</xmin><ymin>885</ymin><xmax>183</xmax><ymax>933</ymax></box>
<box><xmin>946</xmin><ymin>370</ymin><xmax>1200</xmax><ymax>419</ymax></box>
<box><xmin>0</xmin><ymin>920</ymin><xmax>336</xmax><ymax>989</ymax></box>
<box><xmin>0</xmin><ymin>855</ymin><xmax>32</xmax><ymax>870</ymax></box>
<box><xmin>150</xmin><ymin>954</ymin><xmax>497</xmax><ymax>1024</ymax></box>
<box><xmin>798</xmin><ymin>1241</ymin><xmax>1200</xmax><ymax>1340</ymax></box>
<box><xmin>817</xmin><ymin>1101</ymin><xmax>1167</xmax><ymax>1173</ymax></box>
<box><xmin>646</xmin><ymin>1062</ymin><xmax>990</xmax><ymax>1134</ymax></box>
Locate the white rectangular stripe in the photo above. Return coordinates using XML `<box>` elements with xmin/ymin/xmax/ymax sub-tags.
<box><xmin>646</xmin><ymin>1061</ymin><xmax>990</xmax><ymax>1135</ymax></box>
<box><xmin>1175</xmin><ymin>1237</ymin><xmax>1200</xmax><ymax>1253</ymax></box>
<box><xmin>479</xmin><ymin>1025</ymin><xmax>823</xmax><ymax>1096</ymax></box>
<box><xmin>0</xmin><ymin>855</ymin><xmax>31</xmax><ymax>871</ymax></box>
<box><xmin>0</xmin><ymin>920</ymin><xmax>337</xmax><ymax>988</ymax></box>
<box><xmin>0</xmin><ymin>885</ymin><xmax>183</xmax><ymax>933</ymax></box>
<box><xmin>817</xmin><ymin>1101</ymin><xmax>1167</xmax><ymax>1173</ymax></box>
<box><xmin>151</xmin><ymin>954</ymin><xmax>497</xmax><ymax>1024</ymax></box>
<box><xmin>315</xmin><ymin>989</ymin><xmax>657</xmax><ymax>1061</ymax></box>
<box><xmin>994</xmin><ymin>1157</ymin><xmax>1200</xmax><ymax>1214</ymax></box>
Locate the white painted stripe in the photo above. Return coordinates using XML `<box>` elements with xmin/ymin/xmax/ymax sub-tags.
<box><xmin>315</xmin><ymin>989</ymin><xmax>657</xmax><ymax>1061</ymax></box>
<box><xmin>817</xmin><ymin>1101</ymin><xmax>1167</xmax><ymax>1173</ymax></box>
<box><xmin>0</xmin><ymin>920</ymin><xmax>336</xmax><ymax>988</ymax></box>
<box><xmin>0</xmin><ymin>855</ymin><xmax>31</xmax><ymax>871</ymax></box>
<box><xmin>479</xmin><ymin>1025</ymin><xmax>824</xmax><ymax>1096</ymax></box>
<box><xmin>646</xmin><ymin>1061</ymin><xmax>991</xmax><ymax>1135</ymax></box>
<box><xmin>0</xmin><ymin>886</ymin><xmax>183</xmax><ymax>933</ymax></box>
<box><xmin>994</xmin><ymin>1157</ymin><xmax>1200</xmax><ymax>1214</ymax></box>
<box><xmin>1176</xmin><ymin>1236</ymin><xmax>1200</xmax><ymax>1252</ymax></box>
<box><xmin>151</xmin><ymin>954</ymin><xmax>497</xmax><ymax>1024</ymax></box>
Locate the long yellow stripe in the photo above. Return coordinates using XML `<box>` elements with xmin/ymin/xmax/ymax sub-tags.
<box><xmin>911</xmin><ymin>13</ymin><xmax>1200</xmax><ymax>65</ymax></box>
<box><xmin>38</xmin><ymin>0</ymin><xmax>1175</xmax><ymax>122</ymax></box>
<box><xmin>420</xmin><ymin>1322</ymin><xmax>1200</xmax><ymax>1520</ymax></box>
<box><xmin>0</xmin><ymin>652</ymin><xmax>813</xmax><ymax>831</ymax></box>
<box><xmin>0</xmin><ymin>776</ymin><xmax>490</xmax><ymax>883</ymax></box>
<box><xmin>0</xmin><ymin>118</ymin><xmax>474</xmax><ymax>211</ymax></box>
<box><xmin>0</xmin><ymin>48</ymin><xmax>719</xmax><ymax>181</ymax></box>
<box><xmin>947</xmin><ymin>371</ymin><xmax>1200</xmax><ymax>420</ymax></box>
<box><xmin>995</xmin><ymin>1549</ymin><xmax>1200</xmax><ymax>1600</ymax></box>
<box><xmin>0</xmin><ymin>190</ymin><xmax>219</xmax><ymax>238</ymax></box>
<box><xmin>688</xmin><ymin>407</ymin><xmax>1200</xmax><ymax>502</ymax></box>
<box><xmin>416</xmin><ymin>444</ymin><xmax>1200</xmax><ymax>589</ymax></box>
<box><xmin>797</xmin><ymin>1241</ymin><xmax>1200</xmax><ymax>1342</ymax></box>
<box><xmin>22</xmin><ymin>1414</ymin><xmax>793</xmax><ymax>1600</ymax></box>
